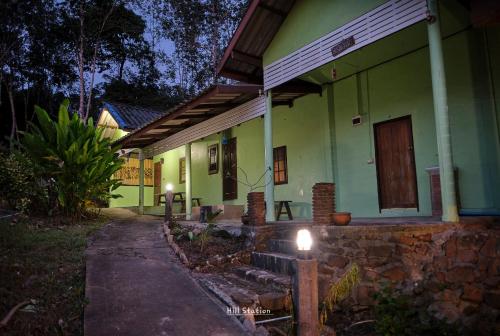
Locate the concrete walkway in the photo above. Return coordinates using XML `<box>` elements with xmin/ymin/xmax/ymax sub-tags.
<box><xmin>84</xmin><ymin>216</ymin><xmax>246</xmax><ymax>336</ymax></box>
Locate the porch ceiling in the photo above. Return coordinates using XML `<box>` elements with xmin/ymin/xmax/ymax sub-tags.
<box><xmin>217</xmin><ymin>0</ymin><xmax>295</xmax><ymax>83</ymax></box>
<box><xmin>116</xmin><ymin>84</ymin><xmax>262</xmax><ymax>149</ymax></box>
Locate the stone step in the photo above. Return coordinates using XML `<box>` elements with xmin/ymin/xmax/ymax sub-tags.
<box><xmin>232</xmin><ymin>265</ymin><xmax>291</xmax><ymax>290</ymax></box>
<box><xmin>195</xmin><ymin>272</ymin><xmax>291</xmax><ymax>313</ymax></box>
<box><xmin>267</xmin><ymin>239</ymin><xmax>297</xmax><ymax>255</ymax></box>
<box><xmin>251</xmin><ymin>251</ymin><xmax>296</xmax><ymax>276</ymax></box>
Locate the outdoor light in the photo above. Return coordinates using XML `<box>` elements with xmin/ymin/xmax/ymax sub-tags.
<box><xmin>296</xmin><ymin>229</ymin><xmax>313</xmax><ymax>259</ymax></box>
<box><xmin>166</xmin><ymin>183</ymin><xmax>174</xmax><ymax>191</ymax></box>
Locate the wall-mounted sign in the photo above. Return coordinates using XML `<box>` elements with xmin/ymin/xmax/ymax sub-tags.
<box><xmin>331</xmin><ymin>36</ymin><xmax>355</xmax><ymax>57</ymax></box>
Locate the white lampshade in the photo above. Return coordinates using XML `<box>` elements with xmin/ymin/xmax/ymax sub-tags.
<box><xmin>296</xmin><ymin>229</ymin><xmax>313</xmax><ymax>251</ymax></box>
<box><xmin>166</xmin><ymin>183</ymin><xmax>174</xmax><ymax>191</ymax></box>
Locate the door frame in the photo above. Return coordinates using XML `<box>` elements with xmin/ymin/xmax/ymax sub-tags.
<box><xmin>222</xmin><ymin>137</ymin><xmax>238</xmax><ymax>201</ymax></box>
<box><xmin>373</xmin><ymin>115</ymin><xmax>419</xmax><ymax>212</ymax></box>
<box><xmin>153</xmin><ymin>161</ymin><xmax>162</xmax><ymax>206</ymax></box>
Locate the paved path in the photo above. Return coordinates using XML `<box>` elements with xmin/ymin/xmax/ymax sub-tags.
<box><xmin>84</xmin><ymin>216</ymin><xmax>246</xmax><ymax>336</ymax></box>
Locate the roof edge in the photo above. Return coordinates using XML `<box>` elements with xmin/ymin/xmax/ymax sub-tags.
<box><xmin>216</xmin><ymin>0</ymin><xmax>261</xmax><ymax>77</ymax></box>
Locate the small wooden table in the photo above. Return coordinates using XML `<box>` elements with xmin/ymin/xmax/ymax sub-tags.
<box><xmin>158</xmin><ymin>192</ymin><xmax>201</xmax><ymax>213</ymax></box>
<box><xmin>276</xmin><ymin>200</ymin><xmax>293</xmax><ymax>220</ymax></box>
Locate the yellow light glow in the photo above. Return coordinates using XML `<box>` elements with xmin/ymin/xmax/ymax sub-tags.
<box><xmin>166</xmin><ymin>183</ymin><xmax>174</xmax><ymax>191</ymax></box>
<box><xmin>296</xmin><ymin>229</ymin><xmax>313</xmax><ymax>251</ymax></box>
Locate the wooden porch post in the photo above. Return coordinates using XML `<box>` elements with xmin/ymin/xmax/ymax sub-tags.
<box><xmin>138</xmin><ymin>148</ymin><xmax>145</xmax><ymax>215</ymax></box>
<box><xmin>427</xmin><ymin>0</ymin><xmax>459</xmax><ymax>222</ymax></box>
<box><xmin>264</xmin><ymin>90</ymin><xmax>276</xmax><ymax>222</ymax></box>
<box><xmin>185</xmin><ymin>143</ymin><xmax>192</xmax><ymax>220</ymax></box>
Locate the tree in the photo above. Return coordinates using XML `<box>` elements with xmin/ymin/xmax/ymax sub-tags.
<box><xmin>22</xmin><ymin>100</ymin><xmax>123</xmax><ymax>219</ymax></box>
<box><xmin>0</xmin><ymin>0</ymin><xmax>76</xmax><ymax>143</ymax></box>
<box><xmin>62</xmin><ymin>0</ymin><xmax>153</xmax><ymax>121</ymax></box>
<box><xmin>160</xmin><ymin>0</ymin><xmax>248</xmax><ymax>95</ymax></box>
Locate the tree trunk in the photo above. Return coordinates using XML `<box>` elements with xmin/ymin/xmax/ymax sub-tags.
<box><xmin>78</xmin><ymin>2</ymin><xmax>86</xmax><ymax>119</ymax></box>
<box><xmin>118</xmin><ymin>57</ymin><xmax>125</xmax><ymax>80</ymax></box>
<box><xmin>7</xmin><ymin>84</ymin><xmax>17</xmax><ymax>142</ymax></box>
<box><xmin>85</xmin><ymin>4</ymin><xmax>115</xmax><ymax>121</ymax></box>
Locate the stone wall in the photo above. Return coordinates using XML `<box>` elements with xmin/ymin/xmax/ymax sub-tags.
<box><xmin>312</xmin><ymin>218</ymin><xmax>500</xmax><ymax>335</ymax></box>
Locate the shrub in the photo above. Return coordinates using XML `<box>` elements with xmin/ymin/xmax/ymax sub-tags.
<box><xmin>373</xmin><ymin>285</ymin><xmax>462</xmax><ymax>336</ymax></box>
<box><xmin>21</xmin><ymin>100</ymin><xmax>123</xmax><ymax>219</ymax></box>
<box><xmin>0</xmin><ymin>151</ymin><xmax>47</xmax><ymax>214</ymax></box>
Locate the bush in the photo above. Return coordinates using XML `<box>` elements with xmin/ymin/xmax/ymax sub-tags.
<box><xmin>21</xmin><ymin>100</ymin><xmax>123</xmax><ymax>219</ymax></box>
<box><xmin>0</xmin><ymin>152</ymin><xmax>47</xmax><ymax>214</ymax></box>
<box><xmin>373</xmin><ymin>285</ymin><xmax>462</xmax><ymax>336</ymax></box>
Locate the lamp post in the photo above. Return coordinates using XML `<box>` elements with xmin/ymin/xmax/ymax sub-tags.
<box><xmin>293</xmin><ymin>228</ymin><xmax>319</xmax><ymax>336</ymax></box>
<box><xmin>164</xmin><ymin>183</ymin><xmax>174</xmax><ymax>224</ymax></box>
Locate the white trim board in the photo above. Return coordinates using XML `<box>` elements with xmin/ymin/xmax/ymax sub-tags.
<box><xmin>263</xmin><ymin>0</ymin><xmax>428</xmax><ymax>90</ymax></box>
<box><xmin>143</xmin><ymin>96</ymin><xmax>266</xmax><ymax>158</ymax></box>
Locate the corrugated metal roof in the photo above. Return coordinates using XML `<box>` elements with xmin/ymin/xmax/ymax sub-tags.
<box><xmin>217</xmin><ymin>0</ymin><xmax>295</xmax><ymax>83</ymax></box>
<box><xmin>103</xmin><ymin>102</ymin><xmax>164</xmax><ymax>131</ymax></box>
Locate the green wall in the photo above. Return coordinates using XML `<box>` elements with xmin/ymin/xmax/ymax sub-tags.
<box><xmin>110</xmin><ymin>186</ymin><xmax>153</xmax><ymax>207</ymax></box>
<box><xmin>263</xmin><ymin>0</ymin><xmax>387</xmax><ymax>66</ymax></box>
<box><xmin>140</xmin><ymin>91</ymin><xmax>332</xmax><ymax>219</ymax></box>
<box><xmin>330</xmin><ymin>29</ymin><xmax>500</xmax><ymax>216</ymax></box>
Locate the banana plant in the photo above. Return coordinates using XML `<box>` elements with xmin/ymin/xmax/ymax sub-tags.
<box><xmin>21</xmin><ymin>99</ymin><xmax>124</xmax><ymax>219</ymax></box>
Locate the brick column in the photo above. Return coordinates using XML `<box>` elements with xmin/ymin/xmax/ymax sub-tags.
<box><xmin>247</xmin><ymin>192</ymin><xmax>265</xmax><ymax>226</ymax></box>
<box><xmin>312</xmin><ymin>183</ymin><xmax>335</xmax><ymax>225</ymax></box>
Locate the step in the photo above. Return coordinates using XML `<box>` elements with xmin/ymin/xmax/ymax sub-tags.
<box><xmin>251</xmin><ymin>251</ymin><xmax>296</xmax><ymax>276</ymax></box>
<box><xmin>195</xmin><ymin>272</ymin><xmax>291</xmax><ymax>312</ymax></box>
<box><xmin>232</xmin><ymin>265</ymin><xmax>291</xmax><ymax>290</ymax></box>
<box><xmin>267</xmin><ymin>239</ymin><xmax>297</xmax><ymax>255</ymax></box>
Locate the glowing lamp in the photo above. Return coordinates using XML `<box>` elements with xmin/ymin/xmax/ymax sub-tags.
<box><xmin>166</xmin><ymin>183</ymin><xmax>174</xmax><ymax>192</ymax></box>
<box><xmin>296</xmin><ymin>229</ymin><xmax>313</xmax><ymax>252</ymax></box>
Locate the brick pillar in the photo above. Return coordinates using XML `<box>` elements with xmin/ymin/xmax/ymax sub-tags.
<box><xmin>312</xmin><ymin>183</ymin><xmax>335</xmax><ymax>225</ymax></box>
<box><xmin>247</xmin><ymin>192</ymin><xmax>265</xmax><ymax>226</ymax></box>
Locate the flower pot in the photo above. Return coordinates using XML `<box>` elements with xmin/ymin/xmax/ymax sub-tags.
<box><xmin>330</xmin><ymin>212</ymin><xmax>351</xmax><ymax>226</ymax></box>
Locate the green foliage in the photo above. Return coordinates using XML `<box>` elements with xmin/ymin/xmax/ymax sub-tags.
<box><xmin>320</xmin><ymin>263</ymin><xmax>360</xmax><ymax>330</ymax></box>
<box><xmin>0</xmin><ymin>151</ymin><xmax>47</xmax><ymax>213</ymax></box>
<box><xmin>199</xmin><ymin>223</ymin><xmax>217</xmax><ymax>252</ymax></box>
<box><xmin>21</xmin><ymin>100</ymin><xmax>123</xmax><ymax>218</ymax></box>
<box><xmin>373</xmin><ymin>285</ymin><xmax>462</xmax><ymax>336</ymax></box>
<box><xmin>0</xmin><ymin>216</ymin><xmax>107</xmax><ymax>335</ymax></box>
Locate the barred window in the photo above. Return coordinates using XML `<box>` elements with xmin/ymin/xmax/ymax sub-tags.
<box><xmin>179</xmin><ymin>157</ymin><xmax>186</xmax><ymax>183</ymax></box>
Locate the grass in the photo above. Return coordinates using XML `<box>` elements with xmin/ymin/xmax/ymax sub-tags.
<box><xmin>0</xmin><ymin>216</ymin><xmax>108</xmax><ymax>335</ymax></box>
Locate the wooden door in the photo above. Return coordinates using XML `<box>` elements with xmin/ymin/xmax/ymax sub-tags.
<box><xmin>222</xmin><ymin>138</ymin><xmax>237</xmax><ymax>200</ymax></box>
<box><xmin>374</xmin><ymin>116</ymin><xmax>418</xmax><ymax>210</ymax></box>
<box><xmin>154</xmin><ymin>162</ymin><xmax>162</xmax><ymax>205</ymax></box>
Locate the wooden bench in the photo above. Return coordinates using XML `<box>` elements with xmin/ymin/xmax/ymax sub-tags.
<box><xmin>276</xmin><ymin>200</ymin><xmax>293</xmax><ymax>220</ymax></box>
<box><xmin>157</xmin><ymin>192</ymin><xmax>201</xmax><ymax>213</ymax></box>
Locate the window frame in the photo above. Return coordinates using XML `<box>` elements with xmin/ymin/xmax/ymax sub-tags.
<box><xmin>273</xmin><ymin>146</ymin><xmax>288</xmax><ymax>185</ymax></box>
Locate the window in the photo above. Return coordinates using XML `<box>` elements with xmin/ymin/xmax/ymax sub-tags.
<box><xmin>179</xmin><ymin>157</ymin><xmax>186</xmax><ymax>183</ymax></box>
<box><xmin>208</xmin><ymin>144</ymin><xmax>218</xmax><ymax>175</ymax></box>
<box><xmin>273</xmin><ymin>146</ymin><xmax>288</xmax><ymax>185</ymax></box>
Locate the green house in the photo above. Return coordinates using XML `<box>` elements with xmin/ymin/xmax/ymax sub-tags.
<box><xmin>113</xmin><ymin>0</ymin><xmax>500</xmax><ymax>222</ymax></box>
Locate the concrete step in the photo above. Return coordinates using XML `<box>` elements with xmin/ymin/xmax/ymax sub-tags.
<box><xmin>251</xmin><ymin>251</ymin><xmax>296</xmax><ymax>276</ymax></box>
<box><xmin>195</xmin><ymin>272</ymin><xmax>291</xmax><ymax>313</ymax></box>
<box><xmin>232</xmin><ymin>265</ymin><xmax>291</xmax><ymax>290</ymax></box>
<box><xmin>267</xmin><ymin>239</ymin><xmax>297</xmax><ymax>255</ymax></box>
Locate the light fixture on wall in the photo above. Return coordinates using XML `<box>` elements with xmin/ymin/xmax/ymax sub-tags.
<box><xmin>352</xmin><ymin>115</ymin><xmax>362</xmax><ymax>126</ymax></box>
